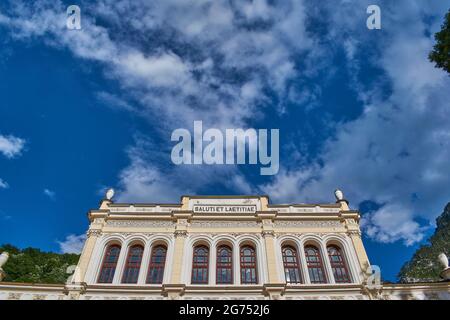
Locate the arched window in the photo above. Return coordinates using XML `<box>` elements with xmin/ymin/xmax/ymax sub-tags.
<box><xmin>191</xmin><ymin>246</ymin><xmax>209</xmax><ymax>284</ymax></box>
<box><xmin>98</xmin><ymin>244</ymin><xmax>121</xmax><ymax>283</ymax></box>
<box><xmin>282</xmin><ymin>246</ymin><xmax>302</xmax><ymax>284</ymax></box>
<box><xmin>147</xmin><ymin>245</ymin><xmax>167</xmax><ymax>284</ymax></box>
<box><xmin>304</xmin><ymin>245</ymin><xmax>327</xmax><ymax>284</ymax></box>
<box><xmin>216</xmin><ymin>245</ymin><xmax>233</xmax><ymax>284</ymax></box>
<box><xmin>121</xmin><ymin>244</ymin><xmax>144</xmax><ymax>284</ymax></box>
<box><xmin>327</xmin><ymin>245</ymin><xmax>351</xmax><ymax>283</ymax></box>
<box><xmin>240</xmin><ymin>246</ymin><xmax>258</xmax><ymax>284</ymax></box>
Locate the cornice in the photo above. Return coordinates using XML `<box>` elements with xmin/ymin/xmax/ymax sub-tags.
<box><xmin>183</xmin><ymin>195</ymin><xmax>268</xmax><ymax>200</ymax></box>
<box><xmin>268</xmin><ymin>203</ymin><xmax>341</xmax><ymax>208</ymax></box>
<box><xmin>109</xmin><ymin>203</ymin><xmax>181</xmax><ymax>207</ymax></box>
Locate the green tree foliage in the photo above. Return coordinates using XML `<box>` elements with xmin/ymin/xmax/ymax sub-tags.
<box><xmin>398</xmin><ymin>203</ymin><xmax>450</xmax><ymax>282</ymax></box>
<box><xmin>0</xmin><ymin>244</ymin><xmax>80</xmax><ymax>284</ymax></box>
<box><xmin>429</xmin><ymin>9</ymin><xmax>450</xmax><ymax>74</ymax></box>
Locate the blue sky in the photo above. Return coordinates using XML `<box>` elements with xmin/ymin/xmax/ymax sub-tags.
<box><xmin>0</xmin><ymin>0</ymin><xmax>449</xmax><ymax>282</ymax></box>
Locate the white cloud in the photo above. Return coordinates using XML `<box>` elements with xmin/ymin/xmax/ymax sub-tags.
<box><xmin>360</xmin><ymin>204</ymin><xmax>429</xmax><ymax>246</ymax></box>
<box><xmin>0</xmin><ymin>134</ymin><xmax>25</xmax><ymax>158</ymax></box>
<box><xmin>260</xmin><ymin>1</ymin><xmax>450</xmax><ymax>246</ymax></box>
<box><xmin>0</xmin><ymin>178</ymin><xmax>8</xmax><ymax>189</ymax></box>
<box><xmin>0</xmin><ymin>4</ymin><xmax>314</xmax><ymax>218</ymax></box>
<box><xmin>58</xmin><ymin>234</ymin><xmax>86</xmax><ymax>254</ymax></box>
<box><xmin>43</xmin><ymin>188</ymin><xmax>56</xmax><ymax>200</ymax></box>
<box><xmin>0</xmin><ymin>0</ymin><xmax>317</xmax><ymax>205</ymax></box>
<box><xmin>96</xmin><ymin>91</ymin><xmax>135</xmax><ymax>112</ymax></box>
<box><xmin>121</xmin><ymin>51</ymin><xmax>191</xmax><ymax>88</ymax></box>
<box><xmin>117</xmin><ymin>157</ymin><xmax>186</xmax><ymax>203</ymax></box>
<box><xmin>0</xmin><ymin>134</ymin><xmax>25</xmax><ymax>192</ymax></box>
<box><xmin>115</xmin><ymin>136</ymin><xmax>255</xmax><ymax>203</ymax></box>
<box><xmin>0</xmin><ymin>0</ymin><xmax>318</xmax><ymax>131</ymax></box>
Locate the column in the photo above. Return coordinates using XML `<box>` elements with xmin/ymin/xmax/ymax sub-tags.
<box><xmin>164</xmin><ymin>211</ymin><xmax>191</xmax><ymax>299</ymax></box>
<box><xmin>76</xmin><ymin>229</ymin><xmax>101</xmax><ymax>284</ymax></box>
<box><xmin>234</xmin><ymin>242</ymin><xmax>241</xmax><ymax>285</ymax></box>
<box><xmin>74</xmin><ymin>199</ymin><xmax>109</xmax><ymax>285</ymax></box>
<box><xmin>112</xmin><ymin>244</ymin><xmax>128</xmax><ymax>284</ymax></box>
<box><xmin>343</xmin><ymin>215</ymin><xmax>371</xmax><ymax>274</ymax></box>
<box><xmin>298</xmin><ymin>244</ymin><xmax>310</xmax><ymax>284</ymax></box>
<box><xmin>349</xmin><ymin>231</ymin><xmax>371</xmax><ymax>273</ymax></box>
<box><xmin>337</xmin><ymin>194</ymin><xmax>371</xmax><ymax>274</ymax></box>
<box><xmin>258</xmin><ymin>212</ymin><xmax>285</xmax><ymax>299</ymax></box>
<box><xmin>262</xmin><ymin>231</ymin><xmax>280</xmax><ymax>283</ymax></box>
<box><xmin>64</xmin><ymin>228</ymin><xmax>101</xmax><ymax>299</ymax></box>
<box><xmin>137</xmin><ymin>242</ymin><xmax>152</xmax><ymax>285</ymax></box>
<box><xmin>320</xmin><ymin>241</ymin><xmax>335</xmax><ymax>284</ymax></box>
<box><xmin>170</xmin><ymin>231</ymin><xmax>187</xmax><ymax>283</ymax></box>
<box><xmin>210</xmin><ymin>245</ymin><xmax>216</xmax><ymax>285</ymax></box>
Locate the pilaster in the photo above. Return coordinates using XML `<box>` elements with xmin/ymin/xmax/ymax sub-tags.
<box><xmin>168</xmin><ymin>211</ymin><xmax>191</xmax><ymax>297</ymax></box>
<box><xmin>76</xmin><ymin>228</ymin><xmax>102</xmax><ymax>284</ymax></box>
<box><xmin>256</xmin><ymin>211</ymin><xmax>283</xmax><ymax>286</ymax></box>
<box><xmin>342</xmin><ymin>212</ymin><xmax>371</xmax><ymax>274</ymax></box>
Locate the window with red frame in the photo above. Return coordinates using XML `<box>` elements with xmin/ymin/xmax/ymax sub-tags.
<box><xmin>304</xmin><ymin>245</ymin><xmax>327</xmax><ymax>284</ymax></box>
<box><xmin>216</xmin><ymin>245</ymin><xmax>233</xmax><ymax>284</ymax></box>
<box><xmin>240</xmin><ymin>246</ymin><xmax>258</xmax><ymax>284</ymax></box>
<box><xmin>327</xmin><ymin>245</ymin><xmax>351</xmax><ymax>283</ymax></box>
<box><xmin>282</xmin><ymin>246</ymin><xmax>302</xmax><ymax>284</ymax></box>
<box><xmin>146</xmin><ymin>245</ymin><xmax>167</xmax><ymax>284</ymax></box>
<box><xmin>98</xmin><ymin>245</ymin><xmax>121</xmax><ymax>283</ymax></box>
<box><xmin>191</xmin><ymin>246</ymin><xmax>209</xmax><ymax>284</ymax></box>
<box><xmin>121</xmin><ymin>245</ymin><xmax>144</xmax><ymax>284</ymax></box>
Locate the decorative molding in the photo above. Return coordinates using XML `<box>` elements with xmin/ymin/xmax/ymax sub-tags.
<box><xmin>177</xmin><ymin>219</ymin><xmax>189</xmax><ymax>227</ymax></box>
<box><xmin>106</xmin><ymin>220</ymin><xmax>174</xmax><ymax>228</ymax></box>
<box><xmin>347</xmin><ymin>230</ymin><xmax>362</xmax><ymax>236</ymax></box>
<box><xmin>109</xmin><ymin>206</ymin><xmax>176</xmax><ymax>213</ymax></box>
<box><xmin>121</xmin><ymin>233</ymin><xmax>133</xmax><ymax>237</ymax></box>
<box><xmin>86</xmin><ymin>229</ymin><xmax>102</xmax><ymax>237</ymax></box>
<box><xmin>190</xmin><ymin>221</ymin><xmax>260</xmax><ymax>228</ymax></box>
<box><xmin>262</xmin><ymin>220</ymin><xmax>274</xmax><ymax>226</ymax></box>
<box><xmin>230</xmin><ymin>233</ymin><xmax>240</xmax><ymax>238</ymax></box>
<box><xmin>174</xmin><ymin>230</ymin><xmax>188</xmax><ymax>238</ymax></box>
<box><xmin>272</xmin><ymin>207</ymin><xmax>341</xmax><ymax>214</ymax></box>
<box><xmin>119</xmin><ymin>232</ymin><xmax>157</xmax><ymax>238</ymax></box>
<box><xmin>8</xmin><ymin>293</ymin><xmax>22</xmax><ymax>300</ymax></box>
<box><xmin>346</xmin><ymin>219</ymin><xmax>358</xmax><ymax>225</ymax></box>
<box><xmin>143</xmin><ymin>233</ymin><xmax>155</xmax><ymax>238</ymax></box>
<box><xmin>275</xmin><ymin>221</ymin><xmax>342</xmax><ymax>228</ymax></box>
<box><xmin>261</xmin><ymin>230</ymin><xmax>275</xmax><ymax>238</ymax></box>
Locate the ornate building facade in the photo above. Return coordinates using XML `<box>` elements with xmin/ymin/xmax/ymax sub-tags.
<box><xmin>1</xmin><ymin>191</ymin><xmax>449</xmax><ymax>300</ymax></box>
